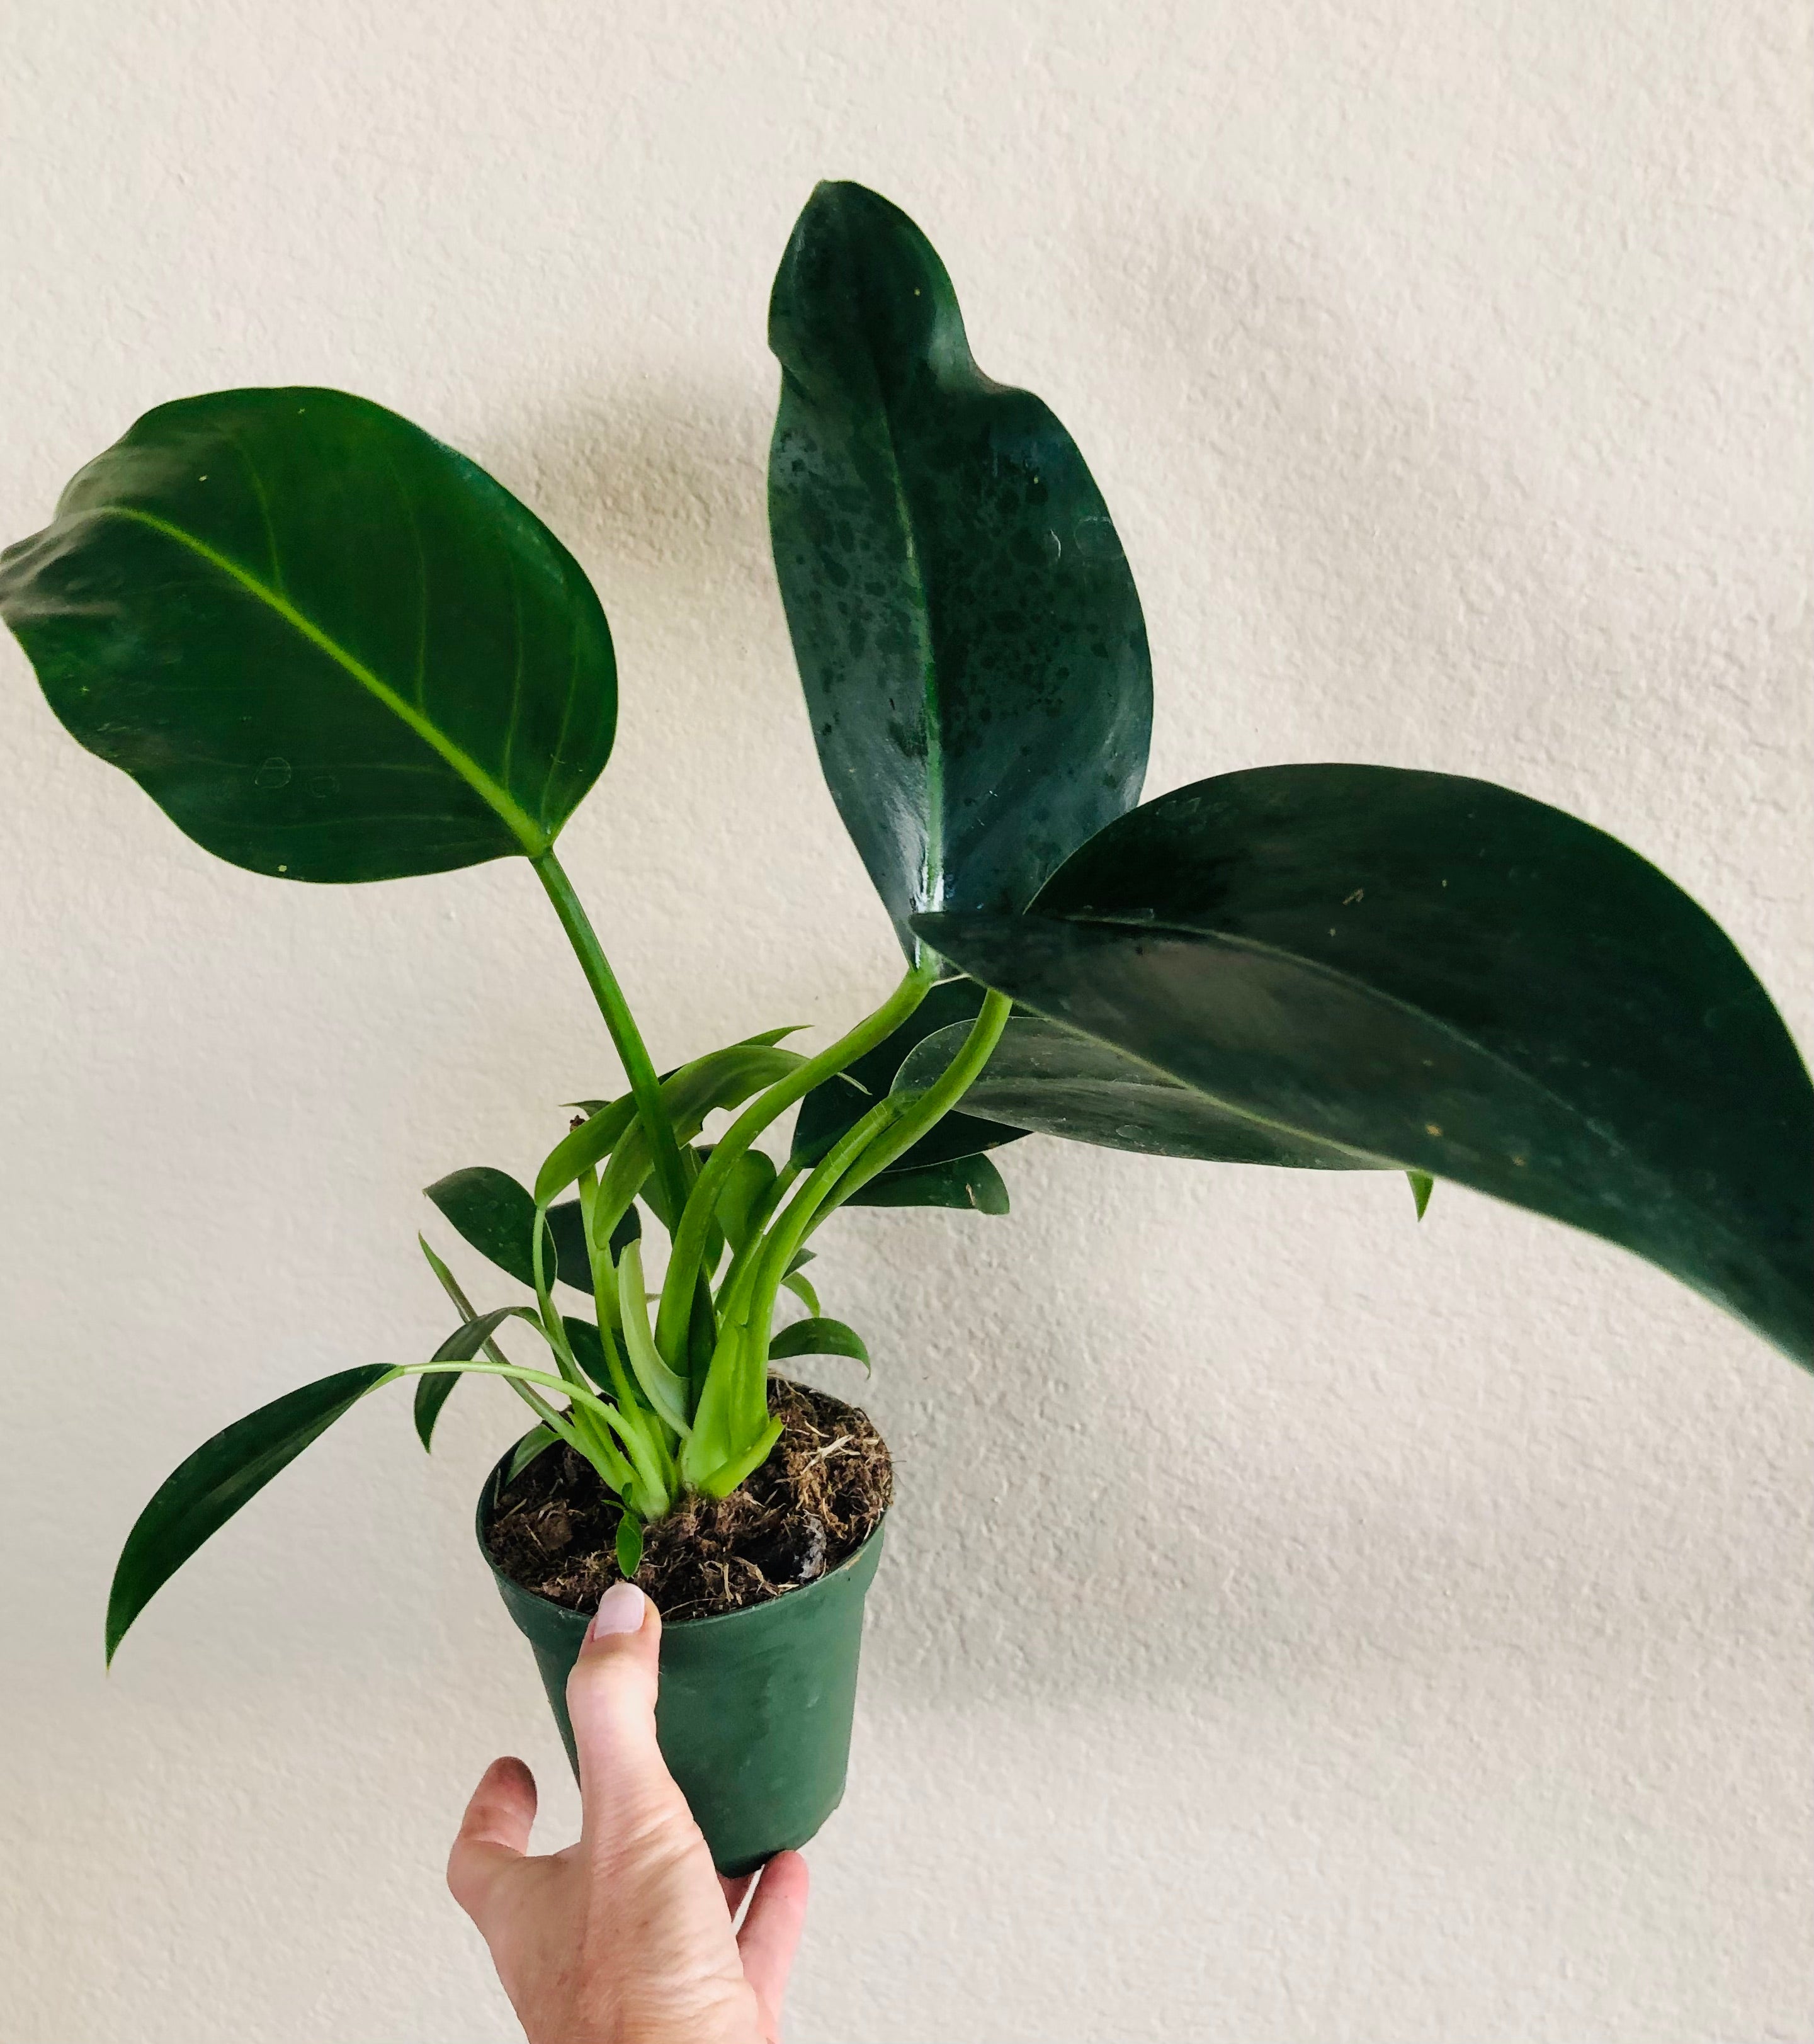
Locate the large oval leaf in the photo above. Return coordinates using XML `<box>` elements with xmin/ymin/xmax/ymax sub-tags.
<box><xmin>916</xmin><ymin>764</ymin><xmax>1813</xmax><ymax>1365</ymax></box>
<box><xmin>106</xmin><ymin>1364</ymin><xmax>392</xmax><ymax>1662</ymax></box>
<box><xmin>0</xmin><ymin>388</ymin><xmax>615</xmax><ymax>882</ymax></box>
<box><xmin>898</xmin><ymin>1015</ymin><xmax>1376</xmax><ymax>1169</ymax></box>
<box><xmin>768</xmin><ymin>182</ymin><xmax>1151</xmax><ymax>960</ymax></box>
<box><xmin>791</xmin><ymin>975</ymin><xmax>1026</xmax><ymax>1179</ymax></box>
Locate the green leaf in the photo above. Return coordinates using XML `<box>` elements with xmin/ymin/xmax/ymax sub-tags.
<box><xmin>792</xmin><ymin>976</ymin><xmax>1026</xmax><ymax>1179</ymax></box>
<box><xmin>715</xmin><ymin>1149</ymin><xmax>778</xmax><ymax>1254</ymax></box>
<box><xmin>425</xmin><ymin>1167</ymin><xmax>599</xmax><ymax>1292</ymax></box>
<box><xmin>561</xmin><ymin>1315</ymin><xmax>611</xmax><ymax>1392</ymax></box>
<box><xmin>413</xmin><ymin>1305</ymin><xmax>542</xmax><ymax>1450</ymax></box>
<box><xmin>781</xmin><ymin>1268</ymin><xmax>822</xmax><ymax>1316</ymax></box>
<box><xmin>536</xmin><ymin>1044</ymin><xmax>803</xmax><ymax>1209</ymax></box>
<box><xmin>768</xmin><ymin>183</ymin><xmax>1151</xmax><ymax>962</ymax></box>
<box><xmin>531</xmin><ymin>1101</ymin><xmax>640</xmax><ymax>1212</ymax></box>
<box><xmin>505</xmin><ymin>1424</ymin><xmax>561</xmax><ymax>1484</ymax></box>
<box><xmin>615</xmin><ymin>1509</ymin><xmax>645</xmax><ymax>1578</ymax></box>
<box><xmin>769</xmin><ymin>1317</ymin><xmax>870</xmax><ymax>1367</ymax></box>
<box><xmin>846</xmin><ymin>1151</ymin><xmax>1010</xmax><ymax>1214</ymax></box>
<box><xmin>1407</xmin><ymin>1171</ymin><xmax>1435</xmax><ymax>1221</ymax></box>
<box><xmin>897</xmin><ymin>1015</ymin><xmax>1375</xmax><ymax>1168</ymax></box>
<box><xmin>916</xmin><ymin>764</ymin><xmax>1813</xmax><ymax>1365</ymax></box>
<box><xmin>1</xmin><ymin>389</ymin><xmax>614</xmax><ymax>882</ymax></box>
<box><xmin>106</xmin><ymin>1364</ymin><xmax>392</xmax><ymax>1661</ymax></box>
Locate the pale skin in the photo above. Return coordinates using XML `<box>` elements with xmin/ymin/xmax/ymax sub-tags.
<box><xmin>448</xmin><ymin>1582</ymin><xmax>810</xmax><ymax>2044</ymax></box>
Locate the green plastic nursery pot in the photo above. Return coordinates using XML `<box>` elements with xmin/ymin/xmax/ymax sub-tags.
<box><xmin>477</xmin><ymin>1449</ymin><xmax>887</xmax><ymax>1877</ymax></box>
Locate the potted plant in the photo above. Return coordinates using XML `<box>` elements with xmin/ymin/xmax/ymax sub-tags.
<box><xmin>4</xmin><ymin>181</ymin><xmax>1806</xmax><ymax>1877</ymax></box>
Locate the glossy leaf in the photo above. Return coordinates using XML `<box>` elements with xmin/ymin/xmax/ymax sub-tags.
<box><xmin>1</xmin><ymin>388</ymin><xmax>614</xmax><ymax>882</ymax></box>
<box><xmin>781</xmin><ymin>1268</ymin><xmax>822</xmax><ymax>1316</ymax></box>
<box><xmin>1407</xmin><ymin>1171</ymin><xmax>1435</xmax><ymax>1221</ymax></box>
<box><xmin>768</xmin><ymin>182</ymin><xmax>1151</xmax><ymax>960</ymax></box>
<box><xmin>106</xmin><ymin>1364</ymin><xmax>391</xmax><ymax>1661</ymax></box>
<box><xmin>715</xmin><ymin>1149</ymin><xmax>778</xmax><ymax>1254</ymax></box>
<box><xmin>505</xmin><ymin>1425</ymin><xmax>562</xmax><ymax>1484</ymax></box>
<box><xmin>769</xmin><ymin>1317</ymin><xmax>870</xmax><ymax>1367</ymax></box>
<box><xmin>792</xmin><ymin>976</ymin><xmax>1025</xmax><ymax>1178</ymax></box>
<box><xmin>424</xmin><ymin>1167</ymin><xmax>595</xmax><ymax>1292</ymax></box>
<box><xmin>616</xmin><ymin>1511</ymin><xmax>645</xmax><ymax>1578</ymax></box>
<box><xmin>846</xmin><ymin>1150</ymin><xmax>1010</xmax><ymax>1214</ymax></box>
<box><xmin>917</xmin><ymin>764</ymin><xmax>1813</xmax><ymax>1363</ymax></box>
<box><xmin>413</xmin><ymin>1305</ymin><xmax>543</xmax><ymax>1450</ymax></box>
<box><xmin>897</xmin><ymin>1014</ymin><xmax>1375</xmax><ymax>1168</ymax></box>
<box><xmin>536</xmin><ymin>1044</ymin><xmax>803</xmax><ymax>1209</ymax></box>
<box><xmin>562</xmin><ymin>1315</ymin><xmax>613</xmax><ymax>1393</ymax></box>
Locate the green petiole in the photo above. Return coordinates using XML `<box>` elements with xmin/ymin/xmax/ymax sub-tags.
<box><xmin>654</xmin><ymin>962</ymin><xmax>936</xmax><ymax>1358</ymax></box>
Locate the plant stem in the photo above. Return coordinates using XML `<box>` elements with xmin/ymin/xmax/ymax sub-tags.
<box><xmin>816</xmin><ymin>988</ymin><xmax>1013</xmax><ymax>1222</ymax></box>
<box><xmin>654</xmin><ymin>961</ymin><xmax>937</xmax><ymax>1361</ymax></box>
<box><xmin>531</xmin><ymin>846</ymin><xmax>689</xmax><ymax>1232</ymax></box>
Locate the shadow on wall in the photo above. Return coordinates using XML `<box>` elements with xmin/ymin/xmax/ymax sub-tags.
<box><xmin>1082</xmin><ymin>205</ymin><xmax>1769</xmax><ymax>878</ymax></box>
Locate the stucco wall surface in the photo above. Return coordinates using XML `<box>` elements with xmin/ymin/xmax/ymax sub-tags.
<box><xmin>1</xmin><ymin>4</ymin><xmax>1809</xmax><ymax>2040</ymax></box>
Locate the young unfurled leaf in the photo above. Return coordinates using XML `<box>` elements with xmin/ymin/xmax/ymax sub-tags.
<box><xmin>1407</xmin><ymin>1171</ymin><xmax>1435</xmax><ymax>1221</ymax></box>
<box><xmin>0</xmin><ymin>388</ymin><xmax>615</xmax><ymax>883</ymax></box>
<box><xmin>536</xmin><ymin>1043</ymin><xmax>805</xmax><ymax>1208</ymax></box>
<box><xmin>769</xmin><ymin>183</ymin><xmax>1150</xmax><ymax>962</ymax></box>
<box><xmin>107</xmin><ymin>1365</ymin><xmax>394</xmax><ymax>1662</ymax></box>
<box><xmin>846</xmin><ymin>1151</ymin><xmax>1009</xmax><ymax>1215</ymax></box>
<box><xmin>769</xmin><ymin>1317</ymin><xmax>870</xmax><ymax>1368</ymax></box>
<box><xmin>918</xmin><ymin>763</ymin><xmax>1814</xmax><ymax>1365</ymax></box>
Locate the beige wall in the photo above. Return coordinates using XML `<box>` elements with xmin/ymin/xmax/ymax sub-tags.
<box><xmin>2</xmin><ymin>4</ymin><xmax>1809</xmax><ymax>2040</ymax></box>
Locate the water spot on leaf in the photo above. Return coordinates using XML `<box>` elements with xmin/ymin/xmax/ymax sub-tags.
<box><xmin>255</xmin><ymin>757</ymin><xmax>292</xmax><ymax>790</ymax></box>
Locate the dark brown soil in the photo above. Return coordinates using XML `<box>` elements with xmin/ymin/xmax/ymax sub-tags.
<box><xmin>483</xmin><ymin>1378</ymin><xmax>892</xmax><ymax>1621</ymax></box>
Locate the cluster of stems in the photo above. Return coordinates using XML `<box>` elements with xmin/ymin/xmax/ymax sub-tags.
<box><xmin>404</xmin><ymin>847</ymin><xmax>1010</xmax><ymax>1542</ymax></box>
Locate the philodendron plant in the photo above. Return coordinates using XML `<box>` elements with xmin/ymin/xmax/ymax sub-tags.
<box><xmin>4</xmin><ymin>183</ymin><xmax>1809</xmax><ymax>1674</ymax></box>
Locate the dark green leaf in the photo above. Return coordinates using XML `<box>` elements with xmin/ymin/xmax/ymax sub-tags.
<box><xmin>792</xmin><ymin>976</ymin><xmax>1026</xmax><ymax>1178</ymax></box>
<box><xmin>1</xmin><ymin>389</ymin><xmax>614</xmax><ymax>882</ymax></box>
<box><xmin>769</xmin><ymin>1317</ymin><xmax>870</xmax><ymax>1367</ymax></box>
<box><xmin>413</xmin><ymin>1305</ymin><xmax>542</xmax><ymax>1450</ymax></box>
<box><xmin>1407</xmin><ymin>1171</ymin><xmax>1435</xmax><ymax>1221</ymax></box>
<box><xmin>561</xmin><ymin>1315</ymin><xmax>614</xmax><ymax>1394</ymax></box>
<box><xmin>106</xmin><ymin>1364</ymin><xmax>391</xmax><ymax>1661</ymax></box>
<box><xmin>768</xmin><ymin>183</ymin><xmax>1151</xmax><ymax>961</ymax></box>
<box><xmin>846</xmin><ymin>1150</ymin><xmax>1010</xmax><ymax>1214</ymax></box>
<box><xmin>916</xmin><ymin>764</ymin><xmax>1813</xmax><ymax>1364</ymax></box>
<box><xmin>424</xmin><ymin>1167</ymin><xmax>593</xmax><ymax>1292</ymax></box>
<box><xmin>897</xmin><ymin>1014</ymin><xmax>1375</xmax><ymax>1168</ymax></box>
<box><xmin>615</xmin><ymin>1510</ymin><xmax>644</xmax><ymax>1578</ymax></box>
<box><xmin>505</xmin><ymin>1425</ymin><xmax>561</xmax><ymax>1484</ymax></box>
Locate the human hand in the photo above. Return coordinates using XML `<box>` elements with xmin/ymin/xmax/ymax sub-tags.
<box><xmin>448</xmin><ymin>1582</ymin><xmax>810</xmax><ymax>2044</ymax></box>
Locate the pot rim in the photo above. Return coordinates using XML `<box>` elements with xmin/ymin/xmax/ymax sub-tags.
<box><xmin>473</xmin><ymin>1435</ymin><xmax>888</xmax><ymax>1637</ymax></box>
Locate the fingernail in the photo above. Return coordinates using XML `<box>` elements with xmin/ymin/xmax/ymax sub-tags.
<box><xmin>589</xmin><ymin>1581</ymin><xmax>647</xmax><ymax>1640</ymax></box>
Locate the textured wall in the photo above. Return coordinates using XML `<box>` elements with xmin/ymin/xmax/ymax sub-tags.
<box><xmin>1</xmin><ymin>4</ymin><xmax>1809</xmax><ymax>2040</ymax></box>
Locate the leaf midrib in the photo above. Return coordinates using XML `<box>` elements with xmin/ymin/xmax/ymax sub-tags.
<box><xmin>97</xmin><ymin>504</ymin><xmax>548</xmax><ymax>856</ymax></box>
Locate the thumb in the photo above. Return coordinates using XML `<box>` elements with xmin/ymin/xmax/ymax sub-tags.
<box><xmin>565</xmin><ymin>1581</ymin><xmax>681</xmax><ymax>1841</ymax></box>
